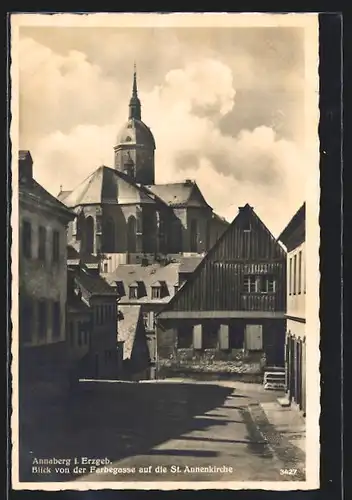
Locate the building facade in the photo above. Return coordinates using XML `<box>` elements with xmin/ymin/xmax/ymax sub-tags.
<box><xmin>103</xmin><ymin>256</ymin><xmax>202</xmax><ymax>379</ymax></box>
<box><xmin>18</xmin><ymin>150</ymin><xmax>75</xmax><ymax>406</ymax></box>
<box><xmin>117</xmin><ymin>305</ymin><xmax>151</xmax><ymax>380</ymax></box>
<box><xmin>57</xmin><ymin>68</ymin><xmax>228</xmax><ymax>269</ymax></box>
<box><xmin>66</xmin><ymin>249</ymin><xmax>122</xmax><ymax>380</ymax></box>
<box><xmin>156</xmin><ymin>204</ymin><xmax>287</xmax><ymax>379</ymax></box>
<box><xmin>278</xmin><ymin>203</ymin><xmax>306</xmax><ymax>415</ymax></box>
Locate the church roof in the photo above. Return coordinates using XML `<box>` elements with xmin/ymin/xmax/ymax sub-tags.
<box><xmin>145</xmin><ymin>180</ymin><xmax>211</xmax><ymax>209</ymax></box>
<box><xmin>116</xmin><ymin>118</ymin><xmax>156</xmax><ymax>150</ymax></box>
<box><xmin>57</xmin><ymin>190</ymin><xmax>72</xmax><ymax>202</ymax></box>
<box><xmin>59</xmin><ymin>165</ymin><xmax>156</xmax><ymax>208</ymax></box>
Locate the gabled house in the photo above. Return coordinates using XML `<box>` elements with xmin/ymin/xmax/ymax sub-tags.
<box><xmin>66</xmin><ymin>247</ymin><xmax>122</xmax><ymax>380</ymax></box>
<box><xmin>18</xmin><ymin>150</ymin><xmax>75</xmax><ymax>406</ymax></box>
<box><xmin>117</xmin><ymin>305</ymin><xmax>150</xmax><ymax>380</ymax></box>
<box><xmin>278</xmin><ymin>203</ymin><xmax>306</xmax><ymax>415</ymax></box>
<box><xmin>104</xmin><ymin>261</ymin><xmax>179</xmax><ymax>379</ymax></box>
<box><xmin>156</xmin><ymin>204</ymin><xmax>287</xmax><ymax>379</ymax></box>
<box><xmin>103</xmin><ymin>256</ymin><xmax>203</xmax><ymax>378</ymax></box>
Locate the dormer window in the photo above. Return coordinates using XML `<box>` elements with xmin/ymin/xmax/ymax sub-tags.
<box><xmin>151</xmin><ymin>286</ymin><xmax>161</xmax><ymax>300</ymax></box>
<box><xmin>129</xmin><ymin>285</ymin><xmax>138</xmax><ymax>299</ymax></box>
<box><xmin>151</xmin><ymin>280</ymin><xmax>168</xmax><ymax>300</ymax></box>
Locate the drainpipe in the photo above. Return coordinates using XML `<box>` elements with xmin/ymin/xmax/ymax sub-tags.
<box><xmin>154</xmin><ymin>314</ymin><xmax>158</xmax><ymax>380</ymax></box>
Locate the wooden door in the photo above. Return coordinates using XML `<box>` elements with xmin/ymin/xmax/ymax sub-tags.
<box><xmin>219</xmin><ymin>324</ymin><xmax>229</xmax><ymax>350</ymax></box>
<box><xmin>245</xmin><ymin>324</ymin><xmax>263</xmax><ymax>351</ymax></box>
<box><xmin>193</xmin><ymin>324</ymin><xmax>202</xmax><ymax>350</ymax></box>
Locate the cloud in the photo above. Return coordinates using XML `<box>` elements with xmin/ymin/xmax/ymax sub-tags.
<box><xmin>19</xmin><ymin>37</ymin><xmax>122</xmax><ymax>142</ymax></box>
<box><xmin>18</xmin><ymin>31</ymin><xmax>306</xmax><ymax>236</ymax></box>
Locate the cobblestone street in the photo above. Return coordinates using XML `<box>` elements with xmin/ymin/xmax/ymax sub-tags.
<box><xmin>20</xmin><ymin>380</ymin><xmax>306</xmax><ymax>484</ymax></box>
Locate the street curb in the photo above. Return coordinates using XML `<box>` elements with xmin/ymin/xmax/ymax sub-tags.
<box><xmin>247</xmin><ymin>402</ymin><xmax>306</xmax><ymax>482</ymax></box>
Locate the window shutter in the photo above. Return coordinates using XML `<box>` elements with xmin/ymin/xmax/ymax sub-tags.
<box><xmin>193</xmin><ymin>324</ymin><xmax>202</xmax><ymax>349</ymax></box>
<box><xmin>149</xmin><ymin>311</ymin><xmax>155</xmax><ymax>330</ymax></box>
<box><xmin>72</xmin><ymin>217</ymin><xmax>77</xmax><ymax>236</ymax></box>
<box><xmin>219</xmin><ymin>324</ymin><xmax>229</xmax><ymax>350</ymax></box>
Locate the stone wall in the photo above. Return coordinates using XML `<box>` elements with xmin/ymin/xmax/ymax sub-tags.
<box><xmin>156</xmin><ymin>317</ymin><xmax>286</xmax><ymax>378</ymax></box>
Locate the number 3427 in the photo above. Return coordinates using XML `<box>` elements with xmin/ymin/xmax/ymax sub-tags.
<box><xmin>280</xmin><ymin>469</ymin><xmax>298</xmax><ymax>476</ymax></box>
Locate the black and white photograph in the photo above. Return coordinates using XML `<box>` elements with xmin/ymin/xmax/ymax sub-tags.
<box><xmin>10</xmin><ymin>13</ymin><xmax>320</xmax><ymax>491</ymax></box>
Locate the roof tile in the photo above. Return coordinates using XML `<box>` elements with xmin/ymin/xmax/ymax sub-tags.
<box><xmin>60</xmin><ymin>165</ymin><xmax>156</xmax><ymax>208</ymax></box>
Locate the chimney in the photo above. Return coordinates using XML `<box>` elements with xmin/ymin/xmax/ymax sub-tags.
<box><xmin>141</xmin><ymin>255</ymin><xmax>149</xmax><ymax>267</ymax></box>
<box><xmin>19</xmin><ymin>150</ymin><xmax>33</xmax><ymax>182</ymax></box>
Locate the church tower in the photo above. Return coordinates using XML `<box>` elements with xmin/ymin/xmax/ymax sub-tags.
<box><xmin>114</xmin><ymin>65</ymin><xmax>156</xmax><ymax>185</ymax></box>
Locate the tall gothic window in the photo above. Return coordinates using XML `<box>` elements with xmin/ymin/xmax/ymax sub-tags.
<box><xmin>127</xmin><ymin>216</ymin><xmax>136</xmax><ymax>253</ymax></box>
<box><xmin>159</xmin><ymin>216</ymin><xmax>167</xmax><ymax>254</ymax></box>
<box><xmin>172</xmin><ymin>221</ymin><xmax>183</xmax><ymax>253</ymax></box>
<box><xmin>85</xmin><ymin>216</ymin><xmax>94</xmax><ymax>255</ymax></box>
<box><xmin>190</xmin><ymin>219</ymin><xmax>198</xmax><ymax>253</ymax></box>
<box><xmin>103</xmin><ymin>217</ymin><xmax>115</xmax><ymax>253</ymax></box>
<box><xmin>142</xmin><ymin>210</ymin><xmax>156</xmax><ymax>253</ymax></box>
<box><xmin>76</xmin><ymin>211</ymin><xmax>85</xmax><ymax>241</ymax></box>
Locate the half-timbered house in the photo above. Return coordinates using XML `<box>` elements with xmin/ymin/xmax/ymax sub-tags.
<box><xmin>156</xmin><ymin>204</ymin><xmax>287</xmax><ymax>378</ymax></box>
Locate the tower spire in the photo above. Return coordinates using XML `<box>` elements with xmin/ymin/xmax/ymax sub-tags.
<box><xmin>132</xmin><ymin>62</ymin><xmax>137</xmax><ymax>96</ymax></box>
<box><xmin>129</xmin><ymin>63</ymin><xmax>141</xmax><ymax>120</ymax></box>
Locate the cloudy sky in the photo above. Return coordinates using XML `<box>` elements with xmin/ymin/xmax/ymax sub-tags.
<box><xmin>17</xmin><ymin>20</ymin><xmax>312</xmax><ymax>236</ymax></box>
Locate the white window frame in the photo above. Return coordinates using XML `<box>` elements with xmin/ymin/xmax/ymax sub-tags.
<box><xmin>151</xmin><ymin>286</ymin><xmax>161</xmax><ymax>299</ymax></box>
<box><xmin>243</xmin><ymin>275</ymin><xmax>257</xmax><ymax>293</ymax></box>
<box><xmin>129</xmin><ymin>286</ymin><xmax>138</xmax><ymax>299</ymax></box>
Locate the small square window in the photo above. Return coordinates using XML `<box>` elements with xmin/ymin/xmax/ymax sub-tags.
<box><xmin>243</xmin><ymin>275</ymin><xmax>256</xmax><ymax>293</ymax></box>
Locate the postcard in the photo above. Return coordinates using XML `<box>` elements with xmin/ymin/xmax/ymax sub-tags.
<box><xmin>10</xmin><ymin>12</ymin><xmax>320</xmax><ymax>491</ymax></box>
